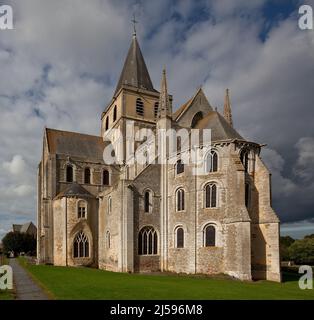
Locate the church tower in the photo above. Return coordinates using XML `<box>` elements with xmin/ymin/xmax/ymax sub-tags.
<box><xmin>101</xmin><ymin>32</ymin><xmax>160</xmax><ymax>165</ymax></box>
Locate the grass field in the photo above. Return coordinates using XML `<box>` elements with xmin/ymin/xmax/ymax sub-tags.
<box><xmin>18</xmin><ymin>258</ymin><xmax>314</xmax><ymax>300</ymax></box>
<box><xmin>0</xmin><ymin>256</ymin><xmax>14</xmax><ymax>300</ymax></box>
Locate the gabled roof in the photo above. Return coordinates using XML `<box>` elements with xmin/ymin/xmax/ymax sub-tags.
<box><xmin>12</xmin><ymin>222</ymin><xmax>37</xmax><ymax>236</ymax></box>
<box><xmin>195</xmin><ymin>111</ymin><xmax>244</xmax><ymax>141</ymax></box>
<box><xmin>173</xmin><ymin>96</ymin><xmax>194</xmax><ymax>120</ymax></box>
<box><xmin>55</xmin><ymin>183</ymin><xmax>94</xmax><ymax>199</ymax></box>
<box><xmin>20</xmin><ymin>222</ymin><xmax>36</xmax><ymax>234</ymax></box>
<box><xmin>173</xmin><ymin>87</ymin><xmax>212</xmax><ymax>121</ymax></box>
<box><xmin>45</xmin><ymin>128</ymin><xmax>105</xmax><ymax>160</ymax></box>
<box><xmin>114</xmin><ymin>35</ymin><xmax>156</xmax><ymax>95</ymax></box>
<box><xmin>13</xmin><ymin>224</ymin><xmax>22</xmax><ymax>232</ymax></box>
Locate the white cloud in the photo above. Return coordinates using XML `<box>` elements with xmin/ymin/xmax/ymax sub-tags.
<box><xmin>13</xmin><ymin>185</ymin><xmax>34</xmax><ymax>197</ymax></box>
<box><xmin>3</xmin><ymin>155</ymin><xmax>26</xmax><ymax>176</ymax></box>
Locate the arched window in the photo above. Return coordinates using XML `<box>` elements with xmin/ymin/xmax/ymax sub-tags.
<box><xmin>203</xmin><ymin>225</ymin><xmax>216</xmax><ymax>247</ymax></box>
<box><xmin>138</xmin><ymin>226</ymin><xmax>158</xmax><ymax>255</ymax></box>
<box><xmin>240</xmin><ymin>149</ymin><xmax>249</xmax><ymax>172</ymax></box>
<box><xmin>205</xmin><ymin>183</ymin><xmax>217</xmax><ymax>208</ymax></box>
<box><xmin>105</xmin><ymin>116</ymin><xmax>109</xmax><ymax>131</ymax></box>
<box><xmin>176</xmin><ymin>188</ymin><xmax>185</xmax><ymax>211</ymax></box>
<box><xmin>66</xmin><ymin>165</ymin><xmax>73</xmax><ymax>182</ymax></box>
<box><xmin>84</xmin><ymin>167</ymin><xmax>91</xmax><ymax>184</ymax></box>
<box><xmin>176</xmin><ymin>227</ymin><xmax>184</xmax><ymax>248</ymax></box>
<box><xmin>77</xmin><ymin>200</ymin><xmax>87</xmax><ymax>219</ymax></box>
<box><xmin>177</xmin><ymin>136</ymin><xmax>182</xmax><ymax>153</ymax></box>
<box><xmin>245</xmin><ymin>183</ymin><xmax>250</xmax><ymax>208</ymax></box>
<box><xmin>154</xmin><ymin>102</ymin><xmax>159</xmax><ymax>118</ymax></box>
<box><xmin>73</xmin><ymin>231</ymin><xmax>89</xmax><ymax>258</ymax></box>
<box><xmin>136</xmin><ymin>98</ymin><xmax>144</xmax><ymax>116</ymax></box>
<box><xmin>103</xmin><ymin>169</ymin><xmax>110</xmax><ymax>185</ymax></box>
<box><xmin>143</xmin><ymin>150</ymin><xmax>149</xmax><ymax>167</ymax></box>
<box><xmin>144</xmin><ymin>190</ymin><xmax>152</xmax><ymax>213</ymax></box>
<box><xmin>191</xmin><ymin>111</ymin><xmax>203</xmax><ymax>128</ymax></box>
<box><xmin>106</xmin><ymin>231</ymin><xmax>111</xmax><ymax>249</ymax></box>
<box><xmin>176</xmin><ymin>159</ymin><xmax>184</xmax><ymax>175</ymax></box>
<box><xmin>113</xmin><ymin>105</ymin><xmax>117</xmax><ymax>122</ymax></box>
<box><xmin>108</xmin><ymin>196</ymin><xmax>112</xmax><ymax>214</ymax></box>
<box><xmin>205</xmin><ymin>150</ymin><xmax>218</xmax><ymax>172</ymax></box>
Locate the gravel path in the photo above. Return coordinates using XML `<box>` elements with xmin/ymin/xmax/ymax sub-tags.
<box><xmin>9</xmin><ymin>258</ymin><xmax>50</xmax><ymax>300</ymax></box>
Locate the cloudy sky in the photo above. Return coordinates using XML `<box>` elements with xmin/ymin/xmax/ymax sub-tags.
<box><xmin>0</xmin><ymin>0</ymin><xmax>313</xmax><ymax>240</ymax></box>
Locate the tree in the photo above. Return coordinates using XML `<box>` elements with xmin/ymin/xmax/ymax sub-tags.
<box><xmin>280</xmin><ymin>236</ymin><xmax>295</xmax><ymax>247</ymax></box>
<box><xmin>304</xmin><ymin>234</ymin><xmax>314</xmax><ymax>239</ymax></box>
<box><xmin>280</xmin><ymin>236</ymin><xmax>295</xmax><ymax>261</ymax></box>
<box><xmin>2</xmin><ymin>232</ymin><xmax>36</xmax><ymax>255</ymax></box>
<box><xmin>288</xmin><ymin>238</ymin><xmax>314</xmax><ymax>265</ymax></box>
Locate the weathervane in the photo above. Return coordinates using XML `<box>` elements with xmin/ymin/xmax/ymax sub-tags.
<box><xmin>131</xmin><ymin>13</ymin><xmax>138</xmax><ymax>36</ymax></box>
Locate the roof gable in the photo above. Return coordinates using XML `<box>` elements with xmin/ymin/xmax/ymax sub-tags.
<box><xmin>173</xmin><ymin>88</ymin><xmax>213</xmax><ymax>127</ymax></box>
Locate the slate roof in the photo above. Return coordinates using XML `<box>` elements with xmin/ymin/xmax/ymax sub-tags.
<box><xmin>12</xmin><ymin>222</ymin><xmax>37</xmax><ymax>236</ymax></box>
<box><xmin>55</xmin><ymin>183</ymin><xmax>94</xmax><ymax>199</ymax></box>
<box><xmin>20</xmin><ymin>222</ymin><xmax>33</xmax><ymax>233</ymax></box>
<box><xmin>195</xmin><ymin>111</ymin><xmax>244</xmax><ymax>141</ymax></box>
<box><xmin>173</xmin><ymin>96</ymin><xmax>194</xmax><ymax>120</ymax></box>
<box><xmin>46</xmin><ymin>128</ymin><xmax>105</xmax><ymax>160</ymax></box>
<box><xmin>13</xmin><ymin>224</ymin><xmax>22</xmax><ymax>232</ymax></box>
<box><xmin>114</xmin><ymin>35</ymin><xmax>157</xmax><ymax>95</ymax></box>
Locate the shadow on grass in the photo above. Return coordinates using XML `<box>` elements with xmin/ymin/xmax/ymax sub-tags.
<box><xmin>282</xmin><ymin>271</ymin><xmax>301</xmax><ymax>283</ymax></box>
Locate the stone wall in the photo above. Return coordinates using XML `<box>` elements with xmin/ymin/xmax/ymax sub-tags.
<box><xmin>133</xmin><ymin>164</ymin><xmax>161</xmax><ymax>272</ymax></box>
<box><xmin>98</xmin><ymin>181</ymin><xmax>122</xmax><ymax>272</ymax></box>
<box><xmin>52</xmin><ymin>196</ymin><xmax>98</xmax><ymax>267</ymax></box>
<box><xmin>251</xmin><ymin>155</ymin><xmax>281</xmax><ymax>282</ymax></box>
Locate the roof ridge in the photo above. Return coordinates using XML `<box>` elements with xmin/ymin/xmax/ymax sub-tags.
<box><xmin>173</xmin><ymin>87</ymin><xmax>205</xmax><ymax>121</ymax></box>
<box><xmin>55</xmin><ymin>183</ymin><xmax>94</xmax><ymax>199</ymax></box>
<box><xmin>216</xmin><ymin>111</ymin><xmax>244</xmax><ymax>140</ymax></box>
<box><xmin>195</xmin><ymin>110</ymin><xmax>244</xmax><ymax>141</ymax></box>
<box><xmin>46</xmin><ymin>127</ymin><xmax>102</xmax><ymax>139</ymax></box>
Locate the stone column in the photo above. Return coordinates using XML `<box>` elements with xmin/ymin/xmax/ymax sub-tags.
<box><xmin>122</xmin><ymin>183</ymin><xmax>134</xmax><ymax>272</ymax></box>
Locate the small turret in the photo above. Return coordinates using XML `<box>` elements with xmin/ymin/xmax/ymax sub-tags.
<box><xmin>158</xmin><ymin>68</ymin><xmax>172</xmax><ymax>119</ymax></box>
<box><xmin>223</xmin><ymin>88</ymin><xmax>233</xmax><ymax>127</ymax></box>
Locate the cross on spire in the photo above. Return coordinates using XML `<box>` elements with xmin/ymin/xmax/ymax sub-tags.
<box><xmin>131</xmin><ymin>13</ymin><xmax>138</xmax><ymax>36</ymax></box>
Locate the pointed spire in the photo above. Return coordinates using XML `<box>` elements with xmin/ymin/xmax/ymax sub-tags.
<box><xmin>223</xmin><ymin>88</ymin><xmax>233</xmax><ymax>127</ymax></box>
<box><xmin>158</xmin><ymin>68</ymin><xmax>172</xmax><ymax>119</ymax></box>
<box><xmin>114</xmin><ymin>34</ymin><xmax>155</xmax><ymax>96</ymax></box>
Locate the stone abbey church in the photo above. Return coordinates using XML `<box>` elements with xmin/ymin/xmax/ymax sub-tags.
<box><xmin>37</xmin><ymin>33</ymin><xmax>281</xmax><ymax>282</ymax></box>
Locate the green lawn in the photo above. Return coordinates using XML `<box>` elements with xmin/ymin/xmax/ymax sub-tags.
<box><xmin>0</xmin><ymin>256</ymin><xmax>14</xmax><ymax>300</ymax></box>
<box><xmin>18</xmin><ymin>259</ymin><xmax>314</xmax><ymax>300</ymax></box>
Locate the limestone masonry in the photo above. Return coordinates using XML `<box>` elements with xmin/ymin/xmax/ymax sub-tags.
<box><xmin>37</xmin><ymin>33</ymin><xmax>281</xmax><ymax>282</ymax></box>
